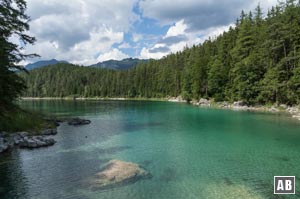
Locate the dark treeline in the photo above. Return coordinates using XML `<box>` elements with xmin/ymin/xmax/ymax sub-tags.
<box><xmin>22</xmin><ymin>1</ymin><xmax>300</xmax><ymax>105</ymax></box>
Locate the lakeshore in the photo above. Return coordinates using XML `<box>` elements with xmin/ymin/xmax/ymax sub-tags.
<box><xmin>21</xmin><ymin>96</ymin><xmax>300</xmax><ymax>121</ymax></box>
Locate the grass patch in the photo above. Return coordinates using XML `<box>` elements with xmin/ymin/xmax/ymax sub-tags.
<box><xmin>0</xmin><ymin>107</ymin><xmax>55</xmax><ymax>134</ymax></box>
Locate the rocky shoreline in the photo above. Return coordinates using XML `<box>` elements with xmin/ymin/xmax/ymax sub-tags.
<box><xmin>166</xmin><ymin>96</ymin><xmax>300</xmax><ymax>121</ymax></box>
<box><xmin>0</xmin><ymin>129</ymin><xmax>57</xmax><ymax>153</ymax></box>
<box><xmin>0</xmin><ymin>118</ymin><xmax>91</xmax><ymax>154</ymax></box>
<box><xmin>187</xmin><ymin>98</ymin><xmax>300</xmax><ymax>121</ymax></box>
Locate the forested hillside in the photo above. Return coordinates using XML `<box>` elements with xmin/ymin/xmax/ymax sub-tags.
<box><xmin>21</xmin><ymin>1</ymin><xmax>300</xmax><ymax>105</ymax></box>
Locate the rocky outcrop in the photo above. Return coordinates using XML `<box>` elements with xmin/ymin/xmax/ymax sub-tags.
<box><xmin>232</xmin><ymin>101</ymin><xmax>250</xmax><ymax>110</ymax></box>
<box><xmin>191</xmin><ymin>98</ymin><xmax>211</xmax><ymax>107</ymax></box>
<box><xmin>287</xmin><ymin>106</ymin><xmax>300</xmax><ymax>120</ymax></box>
<box><xmin>68</xmin><ymin>118</ymin><xmax>91</xmax><ymax>126</ymax></box>
<box><xmin>233</xmin><ymin>101</ymin><xmax>246</xmax><ymax>107</ymax></box>
<box><xmin>19</xmin><ymin>136</ymin><xmax>56</xmax><ymax>148</ymax></box>
<box><xmin>0</xmin><ymin>130</ymin><xmax>57</xmax><ymax>153</ymax></box>
<box><xmin>218</xmin><ymin>101</ymin><xmax>230</xmax><ymax>109</ymax></box>
<box><xmin>198</xmin><ymin>98</ymin><xmax>211</xmax><ymax>107</ymax></box>
<box><xmin>269</xmin><ymin>106</ymin><xmax>279</xmax><ymax>112</ymax></box>
<box><xmin>88</xmin><ymin>159</ymin><xmax>151</xmax><ymax>190</ymax></box>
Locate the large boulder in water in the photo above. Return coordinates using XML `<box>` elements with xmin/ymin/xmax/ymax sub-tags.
<box><xmin>88</xmin><ymin>159</ymin><xmax>151</xmax><ymax>190</ymax></box>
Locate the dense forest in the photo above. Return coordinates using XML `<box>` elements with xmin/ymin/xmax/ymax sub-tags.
<box><xmin>21</xmin><ymin>1</ymin><xmax>300</xmax><ymax>105</ymax></box>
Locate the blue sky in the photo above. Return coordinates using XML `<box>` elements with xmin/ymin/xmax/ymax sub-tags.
<box><xmin>23</xmin><ymin>0</ymin><xmax>278</xmax><ymax>66</ymax></box>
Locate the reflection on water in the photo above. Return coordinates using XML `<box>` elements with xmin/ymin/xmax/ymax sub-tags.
<box><xmin>1</xmin><ymin>100</ymin><xmax>300</xmax><ymax>199</ymax></box>
<box><xmin>0</xmin><ymin>151</ymin><xmax>29</xmax><ymax>199</ymax></box>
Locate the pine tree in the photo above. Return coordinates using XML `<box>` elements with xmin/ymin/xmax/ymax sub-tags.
<box><xmin>0</xmin><ymin>0</ymin><xmax>37</xmax><ymax>110</ymax></box>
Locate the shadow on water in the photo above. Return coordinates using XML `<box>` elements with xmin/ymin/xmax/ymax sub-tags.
<box><xmin>223</xmin><ymin>177</ymin><xmax>234</xmax><ymax>186</ymax></box>
<box><xmin>140</xmin><ymin>160</ymin><xmax>152</xmax><ymax>167</ymax></box>
<box><xmin>87</xmin><ymin>173</ymin><xmax>153</xmax><ymax>192</ymax></box>
<box><xmin>0</xmin><ymin>151</ymin><xmax>29</xmax><ymax>199</ymax></box>
<box><xmin>274</xmin><ymin>156</ymin><xmax>290</xmax><ymax>162</ymax></box>
<box><xmin>159</xmin><ymin>167</ymin><xmax>177</xmax><ymax>183</ymax></box>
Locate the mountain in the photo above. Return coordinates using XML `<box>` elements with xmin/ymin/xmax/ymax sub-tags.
<box><xmin>90</xmin><ymin>58</ymin><xmax>148</xmax><ymax>70</ymax></box>
<box><xmin>25</xmin><ymin>58</ymin><xmax>147</xmax><ymax>71</ymax></box>
<box><xmin>25</xmin><ymin>59</ymin><xmax>68</xmax><ymax>70</ymax></box>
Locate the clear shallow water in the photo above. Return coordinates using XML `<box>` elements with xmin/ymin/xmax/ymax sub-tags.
<box><xmin>1</xmin><ymin>100</ymin><xmax>300</xmax><ymax>199</ymax></box>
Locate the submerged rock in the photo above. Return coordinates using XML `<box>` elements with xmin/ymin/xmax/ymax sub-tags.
<box><xmin>88</xmin><ymin>159</ymin><xmax>151</xmax><ymax>190</ymax></box>
<box><xmin>68</xmin><ymin>118</ymin><xmax>91</xmax><ymax>126</ymax></box>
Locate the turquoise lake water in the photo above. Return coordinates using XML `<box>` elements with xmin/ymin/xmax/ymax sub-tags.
<box><xmin>1</xmin><ymin>100</ymin><xmax>300</xmax><ymax>199</ymax></box>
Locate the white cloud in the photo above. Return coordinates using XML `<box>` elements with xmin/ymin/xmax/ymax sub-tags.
<box><xmin>25</xmin><ymin>28</ymin><xmax>126</xmax><ymax>65</ymax></box>
<box><xmin>140</xmin><ymin>47</ymin><xmax>167</xmax><ymax>59</ymax></box>
<box><xmin>97</xmin><ymin>48</ymin><xmax>129</xmax><ymax>62</ymax></box>
<box><xmin>140</xmin><ymin>20</ymin><xmax>232</xmax><ymax>59</ymax></box>
<box><xmin>166</xmin><ymin>20</ymin><xmax>187</xmax><ymax>37</ymax></box>
<box><xmin>70</xmin><ymin>28</ymin><xmax>124</xmax><ymax>65</ymax></box>
<box><xmin>25</xmin><ymin>0</ymin><xmax>137</xmax><ymax>65</ymax></box>
<box><xmin>119</xmin><ymin>42</ymin><xmax>132</xmax><ymax>49</ymax></box>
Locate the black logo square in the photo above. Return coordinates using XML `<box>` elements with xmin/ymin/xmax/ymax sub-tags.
<box><xmin>274</xmin><ymin>176</ymin><xmax>295</xmax><ymax>194</ymax></box>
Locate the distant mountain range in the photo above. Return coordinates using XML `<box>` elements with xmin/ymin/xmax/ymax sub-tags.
<box><xmin>25</xmin><ymin>59</ymin><xmax>69</xmax><ymax>70</ymax></box>
<box><xmin>25</xmin><ymin>58</ymin><xmax>148</xmax><ymax>71</ymax></box>
<box><xmin>90</xmin><ymin>58</ymin><xmax>148</xmax><ymax>70</ymax></box>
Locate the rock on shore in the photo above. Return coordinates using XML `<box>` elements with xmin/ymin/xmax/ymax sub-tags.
<box><xmin>0</xmin><ymin>129</ymin><xmax>57</xmax><ymax>153</ymax></box>
<box><xmin>167</xmin><ymin>96</ymin><xmax>186</xmax><ymax>103</ymax></box>
<box><xmin>88</xmin><ymin>159</ymin><xmax>151</xmax><ymax>190</ymax></box>
<box><xmin>19</xmin><ymin>136</ymin><xmax>56</xmax><ymax>148</ymax></box>
<box><xmin>192</xmin><ymin>98</ymin><xmax>211</xmax><ymax>107</ymax></box>
<box><xmin>287</xmin><ymin>106</ymin><xmax>300</xmax><ymax>120</ymax></box>
<box><xmin>187</xmin><ymin>98</ymin><xmax>300</xmax><ymax>121</ymax></box>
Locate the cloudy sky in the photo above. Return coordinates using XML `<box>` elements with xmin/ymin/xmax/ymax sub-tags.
<box><xmin>23</xmin><ymin>0</ymin><xmax>278</xmax><ymax>65</ymax></box>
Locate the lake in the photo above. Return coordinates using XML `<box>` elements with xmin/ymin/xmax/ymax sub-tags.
<box><xmin>1</xmin><ymin>100</ymin><xmax>300</xmax><ymax>199</ymax></box>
